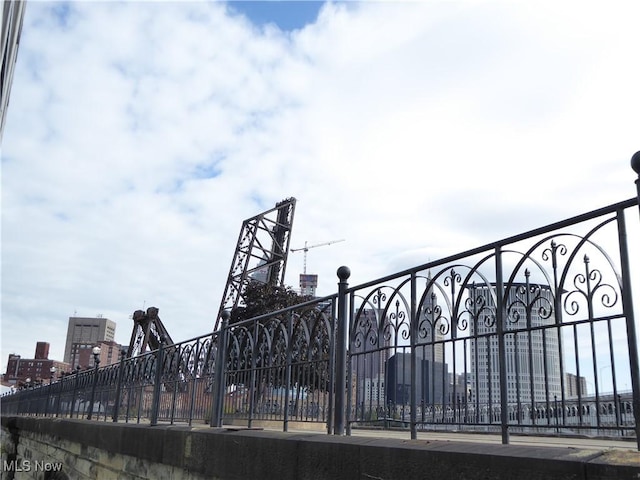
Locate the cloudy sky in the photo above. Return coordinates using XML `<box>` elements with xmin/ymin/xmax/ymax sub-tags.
<box><xmin>2</xmin><ymin>1</ymin><xmax>640</xmax><ymax>366</ymax></box>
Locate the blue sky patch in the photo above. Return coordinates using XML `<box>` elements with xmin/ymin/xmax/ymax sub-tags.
<box><xmin>194</xmin><ymin>161</ymin><xmax>223</xmax><ymax>180</ymax></box>
<box><xmin>52</xmin><ymin>2</ymin><xmax>74</xmax><ymax>29</ymax></box>
<box><xmin>227</xmin><ymin>1</ymin><xmax>325</xmax><ymax>31</ymax></box>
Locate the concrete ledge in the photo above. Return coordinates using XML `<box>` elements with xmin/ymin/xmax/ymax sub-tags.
<box><xmin>3</xmin><ymin>416</ymin><xmax>640</xmax><ymax>480</ymax></box>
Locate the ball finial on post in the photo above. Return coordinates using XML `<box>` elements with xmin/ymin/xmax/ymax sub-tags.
<box><xmin>337</xmin><ymin>266</ymin><xmax>351</xmax><ymax>281</ymax></box>
<box><xmin>631</xmin><ymin>151</ymin><xmax>640</xmax><ymax>175</ymax></box>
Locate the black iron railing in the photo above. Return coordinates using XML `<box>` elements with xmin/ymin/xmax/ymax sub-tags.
<box><xmin>344</xmin><ymin>197</ymin><xmax>640</xmax><ymax>448</ymax></box>
<box><xmin>3</xmin><ymin>186</ymin><xmax>640</xmax><ymax>450</ymax></box>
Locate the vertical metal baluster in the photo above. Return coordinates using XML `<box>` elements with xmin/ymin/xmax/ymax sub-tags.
<box><xmin>334</xmin><ymin>266</ymin><xmax>350</xmax><ymax>435</ymax></box>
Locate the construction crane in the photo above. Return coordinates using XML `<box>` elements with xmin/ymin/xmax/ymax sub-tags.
<box><xmin>290</xmin><ymin>239</ymin><xmax>345</xmax><ymax>274</ymax></box>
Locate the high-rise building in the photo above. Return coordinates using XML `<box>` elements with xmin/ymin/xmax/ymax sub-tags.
<box><xmin>386</xmin><ymin>352</ymin><xmax>449</xmax><ymax>405</ymax></box>
<box><xmin>565</xmin><ymin>372</ymin><xmax>588</xmax><ymax>398</ymax></box>
<box><xmin>299</xmin><ymin>274</ymin><xmax>318</xmax><ymax>297</ymax></box>
<box><xmin>63</xmin><ymin>316</ymin><xmax>116</xmax><ymax>370</ymax></box>
<box><xmin>449</xmin><ymin>372</ymin><xmax>473</xmax><ymax>405</ymax></box>
<box><xmin>363</xmin><ymin>374</ymin><xmax>386</xmax><ymax>404</ymax></box>
<box><xmin>356</xmin><ymin>278</ymin><xmax>447</xmax><ymax>409</ymax></box>
<box><xmin>469</xmin><ymin>284</ymin><xmax>562</xmax><ymax>406</ymax></box>
<box><xmin>1</xmin><ymin>0</ymin><xmax>27</xmax><ymax>141</ymax></box>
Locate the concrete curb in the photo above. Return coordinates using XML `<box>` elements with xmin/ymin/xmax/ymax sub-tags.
<box><xmin>2</xmin><ymin>416</ymin><xmax>639</xmax><ymax>479</ymax></box>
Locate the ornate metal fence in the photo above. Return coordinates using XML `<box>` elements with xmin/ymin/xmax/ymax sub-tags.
<box><xmin>345</xmin><ymin>198</ymin><xmax>640</xmax><ymax>448</ymax></box>
<box><xmin>217</xmin><ymin>300</ymin><xmax>336</xmax><ymax>430</ymax></box>
<box><xmin>2</xmin><ymin>195</ymin><xmax>639</xmax><ymax>449</ymax></box>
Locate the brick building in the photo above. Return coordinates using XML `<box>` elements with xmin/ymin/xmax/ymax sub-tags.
<box><xmin>3</xmin><ymin>342</ymin><xmax>70</xmax><ymax>388</ymax></box>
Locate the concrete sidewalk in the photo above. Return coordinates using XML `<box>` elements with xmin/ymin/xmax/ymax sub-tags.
<box><xmin>273</xmin><ymin>425</ymin><xmax>638</xmax><ymax>451</ymax></box>
<box><xmin>351</xmin><ymin>428</ymin><xmax>638</xmax><ymax>451</ymax></box>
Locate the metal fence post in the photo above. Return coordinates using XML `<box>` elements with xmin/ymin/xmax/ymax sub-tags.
<box><xmin>188</xmin><ymin>340</ymin><xmax>203</xmax><ymax>426</ymax></box>
<box><xmin>87</xmin><ymin>351</ymin><xmax>101</xmax><ymax>420</ymax></box>
<box><xmin>334</xmin><ymin>266</ymin><xmax>350</xmax><ymax>435</ymax></box>
<box><xmin>248</xmin><ymin>321</ymin><xmax>259</xmax><ymax>429</ymax></box>
<box><xmin>70</xmin><ymin>366</ymin><xmax>81</xmax><ymax>418</ymax></box>
<box><xmin>326</xmin><ymin>300</ymin><xmax>336</xmax><ymax>434</ymax></box>
<box><xmin>112</xmin><ymin>349</ymin><xmax>127</xmax><ymax>422</ymax></box>
<box><xmin>54</xmin><ymin>375</ymin><xmax>63</xmax><ymax>417</ymax></box>
<box><xmin>44</xmin><ymin>383</ymin><xmax>52</xmax><ymax>417</ymax></box>
<box><xmin>32</xmin><ymin>385</ymin><xmax>40</xmax><ymax>416</ymax></box>
<box><xmin>410</xmin><ymin>271</ymin><xmax>417</xmax><ymax>440</ymax></box>
<box><xmin>25</xmin><ymin>383</ymin><xmax>32</xmax><ymax>415</ymax></box>
<box><xmin>150</xmin><ymin>336</ymin><xmax>165</xmax><ymax>426</ymax></box>
<box><xmin>495</xmin><ymin>247</ymin><xmax>510</xmax><ymax>445</ymax></box>
<box><xmin>283</xmin><ymin>311</ymin><xmax>293</xmax><ymax>432</ymax></box>
<box><xmin>619</xmin><ymin>152</ymin><xmax>640</xmax><ymax>450</ymax></box>
<box><xmin>211</xmin><ymin>311</ymin><xmax>230</xmax><ymax>427</ymax></box>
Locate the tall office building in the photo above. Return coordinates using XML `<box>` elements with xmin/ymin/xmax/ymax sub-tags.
<box><xmin>356</xmin><ymin>283</ymin><xmax>448</xmax><ymax>409</ymax></box>
<box><xmin>63</xmin><ymin>316</ymin><xmax>116</xmax><ymax>370</ymax></box>
<box><xmin>386</xmin><ymin>352</ymin><xmax>449</xmax><ymax>405</ymax></box>
<box><xmin>1</xmin><ymin>0</ymin><xmax>27</xmax><ymax>141</ymax></box>
<box><xmin>565</xmin><ymin>372</ymin><xmax>588</xmax><ymax>398</ymax></box>
<box><xmin>469</xmin><ymin>284</ymin><xmax>562</xmax><ymax>406</ymax></box>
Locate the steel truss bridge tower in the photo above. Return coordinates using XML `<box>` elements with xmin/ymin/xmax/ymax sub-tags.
<box><xmin>214</xmin><ymin>197</ymin><xmax>296</xmax><ymax>330</ymax></box>
<box><xmin>125</xmin><ymin>197</ymin><xmax>296</xmax><ymax>355</ymax></box>
<box><xmin>126</xmin><ymin>307</ymin><xmax>174</xmax><ymax>358</ymax></box>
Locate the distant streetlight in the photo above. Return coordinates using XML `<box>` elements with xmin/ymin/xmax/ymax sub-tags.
<box><xmin>92</xmin><ymin>346</ymin><xmax>101</xmax><ymax>367</ymax></box>
<box><xmin>111</xmin><ymin>348</ymin><xmax>127</xmax><ymax>422</ymax></box>
<box><xmin>87</xmin><ymin>346</ymin><xmax>101</xmax><ymax>420</ymax></box>
<box><xmin>49</xmin><ymin>366</ymin><xmax>56</xmax><ymax>384</ymax></box>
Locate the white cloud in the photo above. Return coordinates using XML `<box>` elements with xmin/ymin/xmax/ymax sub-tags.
<box><xmin>2</xmin><ymin>1</ymin><xmax>639</xmax><ymax>367</ymax></box>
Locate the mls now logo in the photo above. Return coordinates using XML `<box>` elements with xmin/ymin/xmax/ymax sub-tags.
<box><xmin>3</xmin><ymin>459</ymin><xmax>64</xmax><ymax>472</ymax></box>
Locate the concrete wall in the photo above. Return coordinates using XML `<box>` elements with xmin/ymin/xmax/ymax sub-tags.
<box><xmin>2</xmin><ymin>416</ymin><xmax>639</xmax><ymax>480</ymax></box>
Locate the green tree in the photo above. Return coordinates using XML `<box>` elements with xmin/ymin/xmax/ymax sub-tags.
<box><xmin>230</xmin><ymin>281</ymin><xmax>311</xmax><ymax>324</ymax></box>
